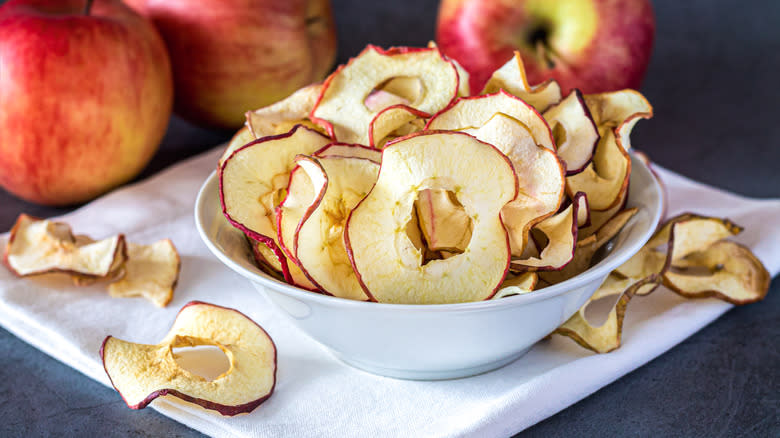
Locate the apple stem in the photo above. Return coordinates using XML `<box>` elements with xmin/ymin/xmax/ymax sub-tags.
<box><xmin>83</xmin><ymin>0</ymin><xmax>94</xmax><ymax>15</ymax></box>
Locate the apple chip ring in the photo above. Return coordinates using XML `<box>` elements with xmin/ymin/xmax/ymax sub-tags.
<box><xmin>345</xmin><ymin>131</ymin><xmax>517</xmax><ymax>304</ymax></box>
<box><xmin>310</xmin><ymin>45</ymin><xmax>460</xmax><ymax>144</ymax></box>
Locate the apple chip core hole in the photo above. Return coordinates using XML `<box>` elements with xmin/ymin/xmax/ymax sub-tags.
<box><xmin>363</xmin><ymin>76</ymin><xmax>424</xmax><ymax>110</ymax></box>
<box><xmin>583</xmin><ymin>294</ymin><xmax>621</xmax><ymax>326</ymax></box>
<box><xmin>551</xmin><ymin>122</ymin><xmax>567</xmax><ymax>149</ymax></box>
<box><xmin>407</xmin><ymin>189</ymin><xmax>474</xmax><ymax>266</ymax></box>
<box><xmin>172</xmin><ymin>345</ymin><xmax>231</xmax><ymax>381</ymax></box>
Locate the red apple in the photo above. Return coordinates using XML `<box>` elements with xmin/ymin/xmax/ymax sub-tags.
<box><xmin>126</xmin><ymin>0</ymin><xmax>338</xmax><ymax>128</ymax></box>
<box><xmin>436</xmin><ymin>0</ymin><xmax>655</xmax><ymax>94</ymax></box>
<box><xmin>0</xmin><ymin>0</ymin><xmax>173</xmax><ymax>206</ymax></box>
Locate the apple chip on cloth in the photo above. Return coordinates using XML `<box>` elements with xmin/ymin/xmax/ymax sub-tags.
<box><xmin>554</xmin><ymin>213</ymin><xmax>770</xmax><ymax>353</ymax></box>
<box><xmin>0</xmin><ymin>145</ymin><xmax>778</xmax><ymax>437</ymax></box>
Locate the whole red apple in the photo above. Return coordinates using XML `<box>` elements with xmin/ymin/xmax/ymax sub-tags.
<box><xmin>126</xmin><ymin>0</ymin><xmax>337</xmax><ymax>129</ymax></box>
<box><xmin>436</xmin><ymin>0</ymin><xmax>655</xmax><ymax>94</ymax></box>
<box><xmin>0</xmin><ymin>0</ymin><xmax>173</xmax><ymax>206</ymax></box>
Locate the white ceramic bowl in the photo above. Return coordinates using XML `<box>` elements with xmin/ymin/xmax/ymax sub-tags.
<box><xmin>195</xmin><ymin>154</ymin><xmax>663</xmax><ymax>380</ymax></box>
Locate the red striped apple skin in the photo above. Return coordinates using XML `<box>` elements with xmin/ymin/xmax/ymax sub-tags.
<box><xmin>436</xmin><ymin>0</ymin><xmax>655</xmax><ymax>94</ymax></box>
<box><xmin>0</xmin><ymin>0</ymin><xmax>173</xmax><ymax>206</ymax></box>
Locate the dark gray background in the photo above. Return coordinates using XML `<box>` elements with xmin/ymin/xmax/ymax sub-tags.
<box><xmin>1</xmin><ymin>0</ymin><xmax>778</xmax><ymax>436</ymax></box>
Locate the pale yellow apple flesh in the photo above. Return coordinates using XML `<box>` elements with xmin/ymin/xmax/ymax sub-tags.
<box><xmin>543</xmin><ymin>90</ymin><xmax>599</xmax><ymax>175</ymax></box>
<box><xmin>481</xmin><ymin>51</ymin><xmax>562</xmax><ymax>112</ymax></box>
<box><xmin>107</xmin><ymin>240</ymin><xmax>181</xmax><ymax>308</ymax></box>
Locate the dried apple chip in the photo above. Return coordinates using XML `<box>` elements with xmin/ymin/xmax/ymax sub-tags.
<box><xmin>4</xmin><ymin>214</ymin><xmax>126</xmax><ymax>279</ymax></box>
<box><xmin>218</xmin><ymin>126</ymin><xmax>255</xmax><ymax>169</ymax></box>
<box><xmin>220</xmin><ymin>125</ymin><xmax>330</xmax><ymax>288</ymax></box>
<box><xmin>481</xmin><ymin>51</ymin><xmax>562</xmax><ymax>112</ymax></box>
<box><xmin>553</xmin><ymin>274</ymin><xmax>660</xmax><ymax>353</ymax></box>
<box><xmin>368</xmin><ymin>104</ymin><xmax>428</xmax><ymax>148</ymax></box>
<box><xmin>583</xmin><ymin>90</ymin><xmax>653</xmax><ymax>151</ymax></box>
<box><xmin>293</xmin><ymin>156</ymin><xmax>379</xmax><ymax>300</ymax></box>
<box><xmin>311</xmin><ymin>45</ymin><xmax>460</xmax><ymax>144</ymax></box>
<box><xmin>345</xmin><ymin>131</ymin><xmax>517</xmax><ymax>304</ymax></box>
<box><xmin>510</xmin><ymin>199</ymin><xmax>579</xmax><ymax>271</ymax></box>
<box><xmin>246</xmin><ymin>83</ymin><xmax>323</xmax><ymax>139</ymax></box>
<box><xmin>543</xmin><ymin>90</ymin><xmax>600</xmax><ymax>175</ymax></box>
<box><xmin>426</xmin><ymin>94</ymin><xmax>564</xmax><ymax>254</ymax></box>
<box><xmin>565</xmin><ymin>129</ymin><xmax>630</xmax><ymax>211</ymax></box>
<box><xmin>101</xmin><ymin>301</ymin><xmax>276</xmax><ymax>416</ymax></box>
<box><xmin>492</xmin><ymin>272</ymin><xmax>538</xmax><ymax>299</ymax></box>
<box><xmin>107</xmin><ymin>240</ymin><xmax>181</xmax><ymax>308</ymax></box>
<box><xmin>664</xmin><ymin>241</ymin><xmax>770</xmax><ymax>304</ymax></box>
<box><xmin>540</xmin><ymin>208</ymin><xmax>638</xmax><ymax>285</ymax></box>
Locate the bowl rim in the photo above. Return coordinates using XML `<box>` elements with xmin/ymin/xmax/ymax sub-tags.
<box><xmin>195</xmin><ymin>153</ymin><xmax>663</xmax><ymax>312</ymax></box>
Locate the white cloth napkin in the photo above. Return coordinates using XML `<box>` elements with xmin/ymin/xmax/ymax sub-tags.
<box><xmin>1</xmin><ymin>146</ymin><xmax>778</xmax><ymax>438</ymax></box>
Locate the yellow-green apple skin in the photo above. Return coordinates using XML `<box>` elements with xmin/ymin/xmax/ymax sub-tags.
<box><xmin>0</xmin><ymin>0</ymin><xmax>173</xmax><ymax>206</ymax></box>
<box><xmin>126</xmin><ymin>0</ymin><xmax>337</xmax><ymax>129</ymax></box>
<box><xmin>436</xmin><ymin>0</ymin><xmax>655</xmax><ymax>94</ymax></box>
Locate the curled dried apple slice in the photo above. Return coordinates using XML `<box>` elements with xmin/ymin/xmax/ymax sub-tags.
<box><xmin>481</xmin><ymin>51</ymin><xmax>562</xmax><ymax>112</ymax></box>
<box><xmin>492</xmin><ymin>272</ymin><xmax>538</xmax><ymax>299</ymax></box>
<box><xmin>510</xmin><ymin>198</ymin><xmax>579</xmax><ymax>271</ymax></box>
<box><xmin>427</xmin><ymin>40</ymin><xmax>471</xmax><ymax>97</ymax></box>
<box><xmin>583</xmin><ymin>90</ymin><xmax>653</xmax><ymax>151</ymax></box>
<box><xmin>246</xmin><ymin>83</ymin><xmax>323</xmax><ymax>139</ymax></box>
<box><xmin>540</xmin><ymin>208</ymin><xmax>638</xmax><ymax>285</ymax></box>
<box><xmin>664</xmin><ymin>241</ymin><xmax>770</xmax><ymax>305</ymax></box>
<box><xmin>107</xmin><ymin>240</ymin><xmax>181</xmax><ymax>308</ymax></box>
<box><xmin>543</xmin><ymin>90</ymin><xmax>599</xmax><ymax>175</ymax></box>
<box><xmin>313</xmin><ymin>143</ymin><xmax>382</xmax><ymax>162</ymax></box>
<box><xmin>3</xmin><ymin>214</ymin><xmax>126</xmax><ymax>279</ymax></box>
<box><xmin>426</xmin><ymin>93</ymin><xmax>564</xmax><ymax>255</ymax></box>
<box><xmin>368</xmin><ymin>104</ymin><xmax>428</xmax><ymax>148</ymax></box>
<box><xmin>345</xmin><ymin>131</ymin><xmax>517</xmax><ymax>304</ymax></box>
<box><xmin>101</xmin><ymin>301</ymin><xmax>276</xmax><ymax>415</ymax></box>
<box><xmin>553</xmin><ymin>274</ymin><xmax>660</xmax><ymax>354</ymax></box>
<box><xmin>220</xmin><ymin>125</ymin><xmax>330</xmax><ymax>288</ymax></box>
<box><xmin>311</xmin><ymin>45</ymin><xmax>459</xmax><ymax>144</ymax></box>
<box><xmin>293</xmin><ymin>156</ymin><xmax>379</xmax><ymax>300</ymax></box>
<box><xmin>565</xmin><ymin>129</ymin><xmax>629</xmax><ymax>211</ymax></box>
<box><xmin>276</xmin><ymin>165</ymin><xmax>317</xmax><ymax>266</ymax></box>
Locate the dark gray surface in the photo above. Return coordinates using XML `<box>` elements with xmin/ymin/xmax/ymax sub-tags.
<box><xmin>1</xmin><ymin>0</ymin><xmax>778</xmax><ymax>436</ymax></box>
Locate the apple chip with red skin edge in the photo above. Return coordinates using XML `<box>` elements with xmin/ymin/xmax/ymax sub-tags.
<box><xmin>220</xmin><ymin>125</ymin><xmax>328</xmax><ymax>289</ymax></box>
<box><xmin>481</xmin><ymin>51</ymin><xmax>562</xmax><ymax>112</ymax></box>
<box><xmin>276</xmin><ymin>165</ymin><xmax>317</xmax><ymax>267</ymax></box>
<box><xmin>543</xmin><ymin>90</ymin><xmax>600</xmax><ymax>175</ymax></box>
<box><xmin>310</xmin><ymin>45</ymin><xmax>460</xmax><ymax>144</ymax></box>
<box><xmin>313</xmin><ymin>143</ymin><xmax>382</xmax><ymax>162</ymax></box>
<box><xmin>583</xmin><ymin>89</ymin><xmax>653</xmax><ymax>152</ymax></box>
<box><xmin>368</xmin><ymin>104</ymin><xmax>428</xmax><ymax>148</ymax></box>
<box><xmin>246</xmin><ymin>83</ymin><xmax>323</xmax><ymax>139</ymax></box>
<box><xmin>107</xmin><ymin>240</ymin><xmax>181</xmax><ymax>308</ymax></box>
<box><xmin>345</xmin><ymin>131</ymin><xmax>517</xmax><ymax>304</ymax></box>
<box><xmin>426</xmin><ymin>92</ymin><xmax>565</xmax><ymax>256</ymax></box>
<box><xmin>427</xmin><ymin>41</ymin><xmax>471</xmax><ymax>97</ymax></box>
<box><xmin>3</xmin><ymin>214</ymin><xmax>126</xmax><ymax>279</ymax></box>
<box><xmin>510</xmin><ymin>196</ymin><xmax>579</xmax><ymax>272</ymax></box>
<box><xmin>101</xmin><ymin>301</ymin><xmax>276</xmax><ymax>416</ymax></box>
<box><xmin>565</xmin><ymin>129</ymin><xmax>630</xmax><ymax>211</ymax></box>
<box><xmin>539</xmin><ymin>208</ymin><xmax>638</xmax><ymax>285</ymax></box>
<box><xmin>293</xmin><ymin>156</ymin><xmax>379</xmax><ymax>300</ymax></box>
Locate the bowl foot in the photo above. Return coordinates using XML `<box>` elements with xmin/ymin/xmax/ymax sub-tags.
<box><xmin>331</xmin><ymin>348</ymin><xmax>532</xmax><ymax>380</ymax></box>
